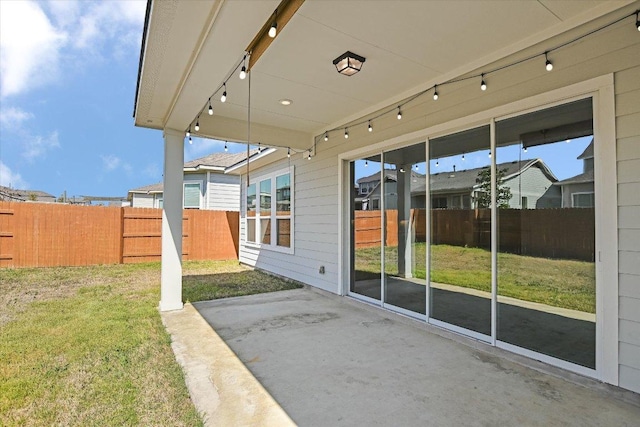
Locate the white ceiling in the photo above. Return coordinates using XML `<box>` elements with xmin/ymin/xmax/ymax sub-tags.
<box><xmin>134</xmin><ymin>0</ymin><xmax>633</xmax><ymax>148</ymax></box>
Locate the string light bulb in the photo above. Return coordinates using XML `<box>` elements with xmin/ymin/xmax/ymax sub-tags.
<box><xmin>523</xmin><ymin>146</ymin><xmax>527</xmax><ymax>153</ymax></box>
<box><xmin>324</xmin><ymin>132</ymin><xmax>329</xmax><ymax>142</ymax></box>
<box><xmin>436</xmin><ymin>159</ymin><xmax>439</xmax><ymax>167</ymax></box>
<box><xmin>545</xmin><ymin>52</ymin><xmax>553</xmax><ymax>71</ymax></box>
<box><xmin>239</xmin><ymin>56</ymin><xmax>247</xmax><ymax>80</ymax></box>
<box><xmin>208</xmin><ymin>100</ymin><xmax>213</xmax><ymax>115</ymax></box>
<box><xmin>433</xmin><ymin>85</ymin><xmax>439</xmax><ymax>101</ymax></box>
<box><xmin>307</xmin><ymin>150</ymin><xmax>312</xmax><ymax>160</ymax></box>
<box><xmin>344</xmin><ymin>128</ymin><xmax>349</xmax><ymax>139</ymax></box>
<box><xmin>480</xmin><ymin>74</ymin><xmax>487</xmax><ymax>91</ymax></box>
<box><xmin>488</xmin><ymin>151</ymin><xmax>492</xmax><ymax>158</ymax></box>
<box><xmin>224</xmin><ymin>141</ymin><xmax>228</xmax><ymax>152</ymax></box>
<box><xmin>194</xmin><ymin>119</ymin><xmax>200</xmax><ymax>132</ymax></box>
<box><xmin>415</xmin><ymin>164</ymin><xmax>419</xmax><ymax>170</ymax></box>
<box><xmin>258</xmin><ymin>142</ymin><xmax>261</xmax><ymax>153</ymax></box>
<box><xmin>186</xmin><ymin>128</ymin><xmax>190</xmax><ymax>137</ymax></box>
<box><xmin>462</xmin><ymin>153</ymin><xmax>465</xmax><ymax>161</ymax></box>
<box><xmin>269</xmin><ymin>9</ymin><xmax>278</xmax><ymax>38</ymax></box>
<box><xmin>220</xmin><ymin>84</ymin><xmax>227</xmax><ymax>102</ymax></box>
<box><xmin>287</xmin><ymin>147</ymin><xmax>291</xmax><ymax>158</ymax></box>
<box><xmin>188</xmin><ymin>136</ymin><xmax>192</xmax><ymax>144</ymax></box>
<box><xmin>397</xmin><ymin>106</ymin><xmax>402</xmax><ymax>120</ymax></box>
<box><xmin>636</xmin><ymin>11</ymin><xmax>640</xmax><ymax>31</ymax></box>
<box><xmin>365</xmin><ymin>160</ymin><xmax>368</xmax><ymax>167</ymax></box>
<box><xmin>368</xmin><ymin>121</ymin><xmax>373</xmax><ymax>132</ymax></box>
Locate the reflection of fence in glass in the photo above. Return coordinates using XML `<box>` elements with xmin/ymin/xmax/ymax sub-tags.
<box><xmin>354</xmin><ymin>208</ymin><xmax>594</xmax><ymax>261</ymax></box>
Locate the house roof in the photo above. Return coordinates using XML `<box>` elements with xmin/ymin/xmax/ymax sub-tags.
<box><xmin>555</xmin><ymin>169</ymin><xmax>594</xmax><ymax>186</ymax></box>
<box><xmin>0</xmin><ymin>185</ymin><xmax>56</xmax><ymax>202</ymax></box>
<box><xmin>184</xmin><ymin>149</ymin><xmax>259</xmax><ymax>170</ymax></box>
<box><xmin>129</xmin><ymin>149</ymin><xmax>265</xmax><ymax>194</ymax></box>
<box><xmin>357</xmin><ymin>169</ymin><xmax>423</xmax><ymax>185</ymax></box>
<box><xmin>577</xmin><ymin>138</ymin><xmax>594</xmax><ymax>160</ymax></box>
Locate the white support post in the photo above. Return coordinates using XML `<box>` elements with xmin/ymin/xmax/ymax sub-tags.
<box><xmin>160</xmin><ymin>128</ymin><xmax>185</xmax><ymax>311</ymax></box>
<box><xmin>397</xmin><ymin>164</ymin><xmax>413</xmax><ymax>278</ymax></box>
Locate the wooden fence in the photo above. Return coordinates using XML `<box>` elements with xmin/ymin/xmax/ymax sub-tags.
<box><xmin>354</xmin><ymin>208</ymin><xmax>595</xmax><ymax>261</ymax></box>
<box><xmin>0</xmin><ymin>202</ymin><xmax>239</xmax><ymax>268</ymax></box>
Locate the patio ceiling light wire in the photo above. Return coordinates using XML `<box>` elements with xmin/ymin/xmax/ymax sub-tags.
<box><xmin>307</xmin><ymin>8</ymin><xmax>640</xmax><ymax>155</ymax></box>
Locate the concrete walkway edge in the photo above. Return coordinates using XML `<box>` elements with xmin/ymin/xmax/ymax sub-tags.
<box><xmin>161</xmin><ymin>303</ymin><xmax>296</xmax><ymax>426</ymax></box>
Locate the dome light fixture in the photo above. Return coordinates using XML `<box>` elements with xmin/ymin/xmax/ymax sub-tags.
<box><xmin>333</xmin><ymin>51</ymin><xmax>366</xmax><ymax>76</ymax></box>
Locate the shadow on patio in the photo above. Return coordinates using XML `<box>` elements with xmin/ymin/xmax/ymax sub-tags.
<box><xmin>164</xmin><ymin>288</ymin><xmax>640</xmax><ymax>426</ymax></box>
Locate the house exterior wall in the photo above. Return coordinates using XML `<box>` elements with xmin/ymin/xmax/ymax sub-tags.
<box><xmin>503</xmin><ymin>166</ymin><xmax>560</xmax><ymax>209</ymax></box>
<box><xmin>132</xmin><ymin>193</ymin><xmax>155</xmax><ymax>208</ymax></box>
<box><xmin>561</xmin><ymin>182</ymin><xmax>595</xmax><ymax>208</ymax></box>
<box><xmin>206</xmin><ymin>173</ymin><xmax>240</xmax><ymax>211</ymax></box>
<box><xmin>615</xmin><ymin>64</ymin><xmax>640</xmax><ymax>394</ymax></box>
<box><xmin>238</xmin><ymin>18</ymin><xmax>640</xmax><ymax>393</ymax></box>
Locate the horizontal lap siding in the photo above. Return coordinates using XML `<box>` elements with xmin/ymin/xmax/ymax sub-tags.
<box><xmin>239</xmin><ymin>142</ymin><xmax>345</xmax><ymax>293</ymax></box>
<box><xmin>615</xmin><ymin>63</ymin><xmax>640</xmax><ymax>393</ymax></box>
<box><xmin>207</xmin><ymin>174</ymin><xmax>240</xmax><ymax>211</ymax></box>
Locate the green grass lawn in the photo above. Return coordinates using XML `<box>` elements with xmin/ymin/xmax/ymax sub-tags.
<box><xmin>356</xmin><ymin>243</ymin><xmax>595</xmax><ymax>313</ymax></box>
<box><xmin>0</xmin><ymin>261</ymin><xmax>301</xmax><ymax>426</ymax></box>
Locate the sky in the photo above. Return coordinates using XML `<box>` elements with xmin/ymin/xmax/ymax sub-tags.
<box><xmin>0</xmin><ymin>0</ymin><xmax>590</xmax><ymax>198</ymax></box>
<box><xmin>0</xmin><ymin>0</ymin><xmax>245</xmax><ymax>199</ymax></box>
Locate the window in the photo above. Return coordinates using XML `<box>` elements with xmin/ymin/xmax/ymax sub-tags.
<box><xmin>371</xmin><ymin>198</ymin><xmax>380</xmax><ymax>210</ymax></box>
<box><xmin>183</xmin><ymin>182</ymin><xmax>202</xmax><ymax>208</ymax></box>
<box><xmin>431</xmin><ymin>197</ymin><xmax>447</xmax><ymax>209</ymax></box>
<box><xmin>521</xmin><ymin>196</ymin><xmax>528</xmax><ymax>209</ymax></box>
<box><xmin>572</xmin><ymin>192</ymin><xmax>594</xmax><ymax>208</ymax></box>
<box><xmin>156</xmin><ymin>195</ymin><xmax>163</xmax><ymax>209</ymax></box>
<box><xmin>244</xmin><ymin>167</ymin><xmax>293</xmax><ymax>252</ymax></box>
<box><xmin>361</xmin><ymin>184</ymin><xmax>369</xmax><ymax>194</ymax></box>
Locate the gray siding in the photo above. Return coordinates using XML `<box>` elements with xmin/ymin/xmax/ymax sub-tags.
<box><xmin>207</xmin><ymin>173</ymin><xmax>240</xmax><ymax>211</ymax></box>
<box><xmin>504</xmin><ymin>165</ymin><xmax>560</xmax><ymax>209</ymax></box>
<box><xmin>561</xmin><ymin>182</ymin><xmax>594</xmax><ymax>208</ymax></box>
<box><xmin>615</xmin><ymin>64</ymin><xmax>640</xmax><ymax>394</ymax></box>
<box><xmin>132</xmin><ymin>193</ymin><xmax>154</xmax><ymax>208</ymax></box>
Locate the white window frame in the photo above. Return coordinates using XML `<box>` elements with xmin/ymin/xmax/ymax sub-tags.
<box><xmin>338</xmin><ymin>74</ymin><xmax>617</xmax><ymax>385</ymax></box>
<box><xmin>572</xmin><ymin>192</ymin><xmax>595</xmax><ymax>208</ymax></box>
<box><xmin>183</xmin><ymin>181</ymin><xmax>203</xmax><ymax>209</ymax></box>
<box><xmin>243</xmin><ymin>166</ymin><xmax>294</xmax><ymax>254</ymax></box>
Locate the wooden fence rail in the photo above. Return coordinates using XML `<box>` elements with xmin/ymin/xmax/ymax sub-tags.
<box><xmin>354</xmin><ymin>208</ymin><xmax>595</xmax><ymax>262</ymax></box>
<box><xmin>0</xmin><ymin>202</ymin><xmax>239</xmax><ymax>268</ymax></box>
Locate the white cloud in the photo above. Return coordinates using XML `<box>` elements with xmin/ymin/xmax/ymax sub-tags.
<box><xmin>0</xmin><ymin>0</ymin><xmax>67</xmax><ymax>98</ymax></box>
<box><xmin>101</xmin><ymin>154</ymin><xmax>121</xmax><ymax>171</ymax></box>
<box><xmin>0</xmin><ymin>107</ymin><xmax>33</xmax><ymax>130</ymax></box>
<box><xmin>22</xmin><ymin>131</ymin><xmax>61</xmax><ymax>161</ymax></box>
<box><xmin>143</xmin><ymin>163</ymin><xmax>160</xmax><ymax>179</ymax></box>
<box><xmin>0</xmin><ymin>161</ymin><xmax>28</xmax><ymax>189</ymax></box>
<box><xmin>0</xmin><ymin>0</ymin><xmax>146</xmax><ymax>99</ymax></box>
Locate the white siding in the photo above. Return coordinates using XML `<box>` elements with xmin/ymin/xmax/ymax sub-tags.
<box><xmin>504</xmin><ymin>165</ymin><xmax>561</xmax><ymax>209</ymax></box>
<box><xmin>132</xmin><ymin>193</ymin><xmax>154</xmax><ymax>208</ymax></box>
<box><xmin>207</xmin><ymin>173</ymin><xmax>240</xmax><ymax>211</ymax></box>
<box><xmin>615</xmin><ymin>64</ymin><xmax>640</xmax><ymax>394</ymax></box>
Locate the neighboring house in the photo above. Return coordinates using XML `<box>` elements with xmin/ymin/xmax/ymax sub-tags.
<box><xmin>555</xmin><ymin>139</ymin><xmax>595</xmax><ymax>208</ymax></box>
<box><xmin>128</xmin><ymin>150</ymin><xmax>263</xmax><ymax>210</ymax></box>
<box><xmin>0</xmin><ymin>185</ymin><xmax>56</xmax><ymax>203</ymax></box>
<box><xmin>135</xmin><ymin>1</ymin><xmax>640</xmax><ymax>394</ymax></box>
<box><xmin>358</xmin><ymin>159</ymin><xmax>560</xmax><ymax>210</ymax></box>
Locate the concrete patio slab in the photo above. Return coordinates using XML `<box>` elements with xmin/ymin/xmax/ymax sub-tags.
<box><xmin>167</xmin><ymin>288</ymin><xmax>640</xmax><ymax>426</ymax></box>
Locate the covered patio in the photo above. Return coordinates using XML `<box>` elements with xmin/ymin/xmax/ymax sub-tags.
<box><xmin>163</xmin><ymin>287</ymin><xmax>640</xmax><ymax>425</ymax></box>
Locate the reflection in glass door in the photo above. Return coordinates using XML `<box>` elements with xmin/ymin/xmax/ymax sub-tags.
<box><xmin>350</xmin><ymin>156</ymin><xmax>382</xmax><ymax>301</ymax></box>
<box><xmin>383</xmin><ymin>143</ymin><xmax>427</xmax><ymax>315</ymax></box>
<box><xmin>428</xmin><ymin>126</ymin><xmax>492</xmax><ymax>337</ymax></box>
<box><xmin>495</xmin><ymin>99</ymin><xmax>595</xmax><ymax>368</ymax></box>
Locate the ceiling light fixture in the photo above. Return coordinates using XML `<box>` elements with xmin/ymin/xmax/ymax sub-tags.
<box><xmin>279</xmin><ymin>99</ymin><xmax>292</xmax><ymax>106</ymax></box>
<box><xmin>333</xmin><ymin>51</ymin><xmax>366</xmax><ymax>76</ymax></box>
<box><xmin>545</xmin><ymin>52</ymin><xmax>553</xmax><ymax>71</ymax></box>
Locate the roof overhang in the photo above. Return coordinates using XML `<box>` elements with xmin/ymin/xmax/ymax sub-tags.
<box><xmin>134</xmin><ymin>0</ymin><xmax>636</xmax><ymax>152</ymax></box>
